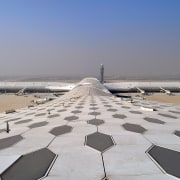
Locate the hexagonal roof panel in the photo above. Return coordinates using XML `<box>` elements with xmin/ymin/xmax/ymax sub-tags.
<box><xmin>64</xmin><ymin>116</ymin><xmax>79</xmax><ymax>121</ymax></box>
<box><xmin>144</xmin><ymin>117</ymin><xmax>165</xmax><ymax>124</ymax></box>
<box><xmin>107</xmin><ymin>108</ymin><xmax>117</xmax><ymax>112</ymax></box>
<box><xmin>88</xmin><ymin>112</ymin><xmax>101</xmax><ymax>116</ymax></box>
<box><xmin>71</xmin><ymin>110</ymin><xmax>82</xmax><ymax>114</ymax></box>
<box><xmin>122</xmin><ymin>123</ymin><xmax>146</xmax><ymax>134</ymax></box>
<box><xmin>1</xmin><ymin>148</ymin><xmax>56</xmax><ymax>180</ymax></box>
<box><xmin>129</xmin><ymin>111</ymin><xmax>142</xmax><ymax>114</ymax></box>
<box><xmin>57</xmin><ymin>109</ymin><xmax>67</xmax><ymax>112</ymax></box>
<box><xmin>15</xmin><ymin>119</ymin><xmax>32</xmax><ymax>124</ymax></box>
<box><xmin>50</xmin><ymin>125</ymin><xmax>73</xmax><ymax>136</ymax></box>
<box><xmin>169</xmin><ymin>110</ymin><xmax>180</xmax><ymax>114</ymax></box>
<box><xmin>86</xmin><ymin>132</ymin><xmax>114</xmax><ymax>152</ymax></box>
<box><xmin>121</xmin><ymin>106</ymin><xmax>130</xmax><ymax>109</ymax></box>
<box><xmin>158</xmin><ymin>113</ymin><xmax>177</xmax><ymax>119</ymax></box>
<box><xmin>89</xmin><ymin>107</ymin><xmax>99</xmax><ymax>110</ymax></box>
<box><xmin>88</xmin><ymin>119</ymin><xmax>104</xmax><ymax>126</ymax></box>
<box><xmin>174</xmin><ymin>131</ymin><xmax>180</xmax><ymax>137</ymax></box>
<box><xmin>148</xmin><ymin>145</ymin><xmax>180</xmax><ymax>178</ymax></box>
<box><xmin>75</xmin><ymin>106</ymin><xmax>83</xmax><ymax>109</ymax></box>
<box><xmin>48</xmin><ymin>114</ymin><xmax>60</xmax><ymax>118</ymax></box>
<box><xmin>0</xmin><ymin>135</ymin><xmax>23</xmax><ymax>150</ymax></box>
<box><xmin>104</xmin><ymin>105</ymin><xmax>112</xmax><ymax>107</ymax></box>
<box><xmin>35</xmin><ymin>113</ymin><xmax>46</xmax><ymax>117</ymax></box>
<box><xmin>28</xmin><ymin>121</ymin><xmax>48</xmax><ymax>129</ymax></box>
<box><xmin>112</xmin><ymin>114</ymin><xmax>127</xmax><ymax>119</ymax></box>
<box><xmin>8</xmin><ymin>118</ymin><xmax>21</xmax><ymax>122</ymax></box>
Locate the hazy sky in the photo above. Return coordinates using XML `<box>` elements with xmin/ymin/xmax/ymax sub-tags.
<box><xmin>0</xmin><ymin>0</ymin><xmax>180</xmax><ymax>78</ymax></box>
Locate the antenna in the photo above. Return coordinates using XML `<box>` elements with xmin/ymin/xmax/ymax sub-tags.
<box><xmin>100</xmin><ymin>64</ymin><xmax>104</xmax><ymax>84</ymax></box>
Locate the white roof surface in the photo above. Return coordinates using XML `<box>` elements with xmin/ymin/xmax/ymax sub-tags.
<box><xmin>0</xmin><ymin>78</ymin><xmax>180</xmax><ymax>180</ymax></box>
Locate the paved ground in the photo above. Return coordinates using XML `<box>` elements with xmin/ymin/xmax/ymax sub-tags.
<box><xmin>0</xmin><ymin>78</ymin><xmax>180</xmax><ymax>180</ymax></box>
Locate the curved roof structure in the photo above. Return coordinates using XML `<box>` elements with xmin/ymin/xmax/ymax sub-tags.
<box><xmin>0</xmin><ymin>78</ymin><xmax>180</xmax><ymax>180</ymax></box>
<box><xmin>61</xmin><ymin>78</ymin><xmax>112</xmax><ymax>100</ymax></box>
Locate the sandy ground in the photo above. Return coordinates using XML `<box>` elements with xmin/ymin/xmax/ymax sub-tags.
<box><xmin>119</xmin><ymin>93</ymin><xmax>180</xmax><ymax>105</ymax></box>
<box><xmin>0</xmin><ymin>93</ymin><xmax>180</xmax><ymax>113</ymax></box>
<box><xmin>0</xmin><ymin>94</ymin><xmax>36</xmax><ymax>113</ymax></box>
<box><xmin>145</xmin><ymin>93</ymin><xmax>180</xmax><ymax>104</ymax></box>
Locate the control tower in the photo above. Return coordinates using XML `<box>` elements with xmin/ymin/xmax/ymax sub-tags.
<box><xmin>100</xmin><ymin>64</ymin><xmax>104</xmax><ymax>84</ymax></box>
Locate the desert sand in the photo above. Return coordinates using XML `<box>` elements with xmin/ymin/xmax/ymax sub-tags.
<box><xmin>0</xmin><ymin>94</ymin><xmax>36</xmax><ymax>113</ymax></box>
<box><xmin>146</xmin><ymin>93</ymin><xmax>180</xmax><ymax>104</ymax></box>
<box><xmin>0</xmin><ymin>93</ymin><xmax>180</xmax><ymax>113</ymax></box>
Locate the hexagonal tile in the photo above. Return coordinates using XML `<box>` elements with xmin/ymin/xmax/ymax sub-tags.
<box><xmin>174</xmin><ymin>131</ymin><xmax>180</xmax><ymax>137</ymax></box>
<box><xmin>1</xmin><ymin>148</ymin><xmax>56</xmax><ymax>180</ymax></box>
<box><xmin>129</xmin><ymin>111</ymin><xmax>142</xmax><ymax>114</ymax></box>
<box><xmin>122</xmin><ymin>123</ymin><xmax>146</xmax><ymax>134</ymax></box>
<box><xmin>90</xmin><ymin>104</ymin><xmax>97</xmax><ymax>106</ymax></box>
<box><xmin>116</xmin><ymin>103</ymin><xmax>122</xmax><ymax>105</ymax></box>
<box><xmin>104</xmin><ymin>105</ymin><xmax>112</xmax><ymax>107</ymax></box>
<box><xmin>112</xmin><ymin>114</ymin><xmax>127</xmax><ymax>119</ymax></box>
<box><xmin>88</xmin><ymin>112</ymin><xmax>101</xmax><ymax>116</ymax></box>
<box><xmin>169</xmin><ymin>110</ymin><xmax>180</xmax><ymax>114</ymax></box>
<box><xmin>148</xmin><ymin>145</ymin><xmax>180</xmax><ymax>178</ymax></box>
<box><xmin>0</xmin><ymin>135</ymin><xmax>23</xmax><ymax>150</ymax></box>
<box><xmin>35</xmin><ymin>113</ymin><xmax>46</xmax><ymax>117</ymax></box>
<box><xmin>89</xmin><ymin>107</ymin><xmax>99</xmax><ymax>110</ymax></box>
<box><xmin>71</xmin><ymin>110</ymin><xmax>82</xmax><ymax>114</ymax></box>
<box><xmin>48</xmin><ymin>114</ymin><xmax>60</xmax><ymax>118</ymax></box>
<box><xmin>78</xmin><ymin>103</ymin><xmax>84</xmax><ymax>105</ymax></box>
<box><xmin>57</xmin><ymin>109</ymin><xmax>67</xmax><ymax>112</ymax></box>
<box><xmin>47</xmin><ymin>108</ymin><xmax>54</xmax><ymax>111</ymax></box>
<box><xmin>64</xmin><ymin>116</ymin><xmax>79</xmax><ymax>121</ymax></box>
<box><xmin>8</xmin><ymin>118</ymin><xmax>21</xmax><ymax>122</ymax></box>
<box><xmin>107</xmin><ymin>108</ymin><xmax>117</xmax><ymax>112</ymax></box>
<box><xmin>50</xmin><ymin>125</ymin><xmax>73</xmax><ymax>136</ymax></box>
<box><xmin>158</xmin><ymin>113</ymin><xmax>177</xmax><ymax>119</ymax></box>
<box><xmin>86</xmin><ymin>132</ymin><xmax>114</xmax><ymax>152</ymax></box>
<box><xmin>144</xmin><ymin>117</ymin><xmax>165</xmax><ymax>124</ymax></box>
<box><xmin>75</xmin><ymin>106</ymin><xmax>83</xmax><ymax>109</ymax></box>
<box><xmin>122</xmin><ymin>106</ymin><xmax>130</xmax><ymax>109</ymax></box>
<box><xmin>28</xmin><ymin>121</ymin><xmax>48</xmax><ymax>129</ymax></box>
<box><xmin>88</xmin><ymin>119</ymin><xmax>104</xmax><ymax>126</ymax></box>
<box><xmin>15</xmin><ymin>119</ymin><xmax>32</xmax><ymax>124</ymax></box>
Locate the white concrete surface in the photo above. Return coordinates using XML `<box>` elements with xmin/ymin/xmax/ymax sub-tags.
<box><xmin>0</xmin><ymin>78</ymin><xmax>180</xmax><ymax>179</ymax></box>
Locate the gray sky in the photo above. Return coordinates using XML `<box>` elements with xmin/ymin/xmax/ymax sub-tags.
<box><xmin>0</xmin><ymin>1</ymin><xmax>180</xmax><ymax>78</ymax></box>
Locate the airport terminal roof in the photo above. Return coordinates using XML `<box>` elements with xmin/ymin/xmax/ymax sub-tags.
<box><xmin>0</xmin><ymin>78</ymin><xmax>180</xmax><ymax>180</ymax></box>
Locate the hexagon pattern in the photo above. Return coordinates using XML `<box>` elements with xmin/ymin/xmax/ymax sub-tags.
<box><xmin>88</xmin><ymin>119</ymin><xmax>104</xmax><ymax>126</ymax></box>
<box><xmin>148</xmin><ymin>145</ymin><xmax>180</xmax><ymax>178</ymax></box>
<box><xmin>0</xmin><ymin>135</ymin><xmax>23</xmax><ymax>150</ymax></box>
<box><xmin>144</xmin><ymin>117</ymin><xmax>165</xmax><ymax>124</ymax></box>
<box><xmin>122</xmin><ymin>123</ymin><xmax>147</xmax><ymax>134</ymax></box>
<box><xmin>1</xmin><ymin>77</ymin><xmax>180</xmax><ymax>180</ymax></box>
<box><xmin>86</xmin><ymin>132</ymin><xmax>114</xmax><ymax>152</ymax></box>
<box><xmin>1</xmin><ymin>148</ymin><xmax>56</xmax><ymax>180</ymax></box>
<box><xmin>50</xmin><ymin>125</ymin><xmax>73</xmax><ymax>136</ymax></box>
<box><xmin>112</xmin><ymin>114</ymin><xmax>127</xmax><ymax>119</ymax></box>
<box><xmin>174</xmin><ymin>131</ymin><xmax>180</xmax><ymax>137</ymax></box>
